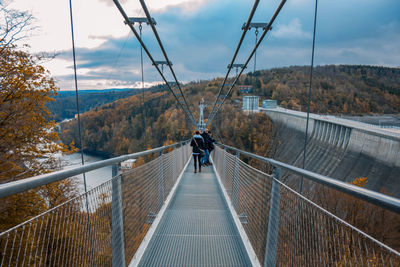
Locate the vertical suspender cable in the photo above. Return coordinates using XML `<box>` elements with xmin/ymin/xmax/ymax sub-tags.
<box><xmin>105</xmin><ymin>31</ymin><xmax>131</xmax><ymax>83</ymax></box>
<box><xmin>254</xmin><ymin>29</ymin><xmax>259</xmax><ymax>73</ymax></box>
<box><xmin>249</xmin><ymin>28</ymin><xmax>259</xmax><ymax>152</ymax></box>
<box><xmin>291</xmin><ymin>0</ymin><xmax>319</xmax><ymax>265</ymax></box>
<box><xmin>139</xmin><ymin>24</ymin><xmax>147</xmax><ymax>149</ymax></box>
<box><xmin>68</xmin><ymin>1</ymin><xmax>95</xmax><ymax>266</ymax></box>
<box><xmin>302</xmin><ymin>0</ymin><xmax>318</xmax><ymax>192</ymax></box>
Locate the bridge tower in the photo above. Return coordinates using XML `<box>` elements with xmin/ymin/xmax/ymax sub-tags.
<box><xmin>197</xmin><ymin>98</ymin><xmax>206</xmax><ymax>131</ymax></box>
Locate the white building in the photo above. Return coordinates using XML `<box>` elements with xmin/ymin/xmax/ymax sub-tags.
<box><xmin>262</xmin><ymin>99</ymin><xmax>277</xmax><ymax>109</ymax></box>
<box><xmin>242</xmin><ymin>96</ymin><xmax>259</xmax><ymax>111</ymax></box>
<box><xmin>120</xmin><ymin>159</ymin><xmax>136</xmax><ymax>170</ymax></box>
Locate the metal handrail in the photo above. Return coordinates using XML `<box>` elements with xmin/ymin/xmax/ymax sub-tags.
<box><xmin>216</xmin><ymin>142</ymin><xmax>400</xmax><ymax>214</ymax></box>
<box><xmin>0</xmin><ymin>140</ymin><xmax>189</xmax><ymax>198</ymax></box>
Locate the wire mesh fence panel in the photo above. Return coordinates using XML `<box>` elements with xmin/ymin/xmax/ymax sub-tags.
<box><xmin>0</xmin><ymin>144</ymin><xmax>191</xmax><ymax>267</ymax></box>
<box><xmin>121</xmin><ymin>158</ymin><xmax>160</xmax><ymax>265</ymax></box>
<box><xmin>111</xmin><ymin>143</ymin><xmax>190</xmax><ymax>265</ymax></box>
<box><xmin>0</xmin><ymin>182</ymin><xmax>113</xmax><ymax>267</ymax></box>
<box><xmin>212</xmin><ymin>146</ymin><xmax>272</xmax><ymax>265</ymax></box>
<box><xmin>275</xmin><ymin>184</ymin><xmax>400</xmax><ymax>267</ymax></box>
<box><xmin>212</xmin><ymin>145</ymin><xmax>400</xmax><ymax>267</ymax></box>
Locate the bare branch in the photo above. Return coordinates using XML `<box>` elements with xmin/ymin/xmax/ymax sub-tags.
<box><xmin>0</xmin><ymin>2</ymin><xmax>36</xmax><ymax>52</ymax></box>
<box><xmin>35</xmin><ymin>51</ymin><xmax>61</xmax><ymax>64</ymax></box>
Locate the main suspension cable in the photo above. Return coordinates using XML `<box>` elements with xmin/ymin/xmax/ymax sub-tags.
<box><xmin>138</xmin><ymin>0</ymin><xmax>196</xmax><ymax>126</ymax></box>
<box><xmin>208</xmin><ymin>0</ymin><xmax>260</xmax><ymax>122</ymax></box>
<box><xmin>112</xmin><ymin>0</ymin><xmax>196</xmax><ymax>126</ymax></box>
<box><xmin>207</xmin><ymin>0</ymin><xmax>287</xmax><ymax>126</ymax></box>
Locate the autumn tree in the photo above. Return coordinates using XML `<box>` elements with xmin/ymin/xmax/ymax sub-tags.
<box><xmin>0</xmin><ymin>3</ymin><xmax>76</xmax><ymax>232</ymax></box>
<box><xmin>1</xmin><ymin>48</ymin><xmax>76</xmax><ymax>182</ymax></box>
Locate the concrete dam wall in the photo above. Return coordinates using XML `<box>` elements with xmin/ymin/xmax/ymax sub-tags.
<box><xmin>261</xmin><ymin>108</ymin><xmax>400</xmax><ymax>197</ymax></box>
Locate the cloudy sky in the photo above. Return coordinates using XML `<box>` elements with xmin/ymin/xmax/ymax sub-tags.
<box><xmin>8</xmin><ymin>0</ymin><xmax>400</xmax><ymax>90</ymax></box>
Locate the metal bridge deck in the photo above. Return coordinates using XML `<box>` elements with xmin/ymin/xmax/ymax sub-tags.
<box><xmin>138</xmin><ymin>158</ymin><xmax>252</xmax><ymax>266</ymax></box>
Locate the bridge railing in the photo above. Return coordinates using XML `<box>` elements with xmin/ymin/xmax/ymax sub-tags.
<box><xmin>0</xmin><ymin>141</ymin><xmax>191</xmax><ymax>267</ymax></box>
<box><xmin>212</xmin><ymin>144</ymin><xmax>400</xmax><ymax>267</ymax></box>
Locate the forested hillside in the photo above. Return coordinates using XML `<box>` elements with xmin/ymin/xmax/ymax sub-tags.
<box><xmin>236</xmin><ymin>65</ymin><xmax>400</xmax><ymax>114</ymax></box>
<box><xmin>60</xmin><ymin>65</ymin><xmax>400</xmax><ymax>158</ymax></box>
<box><xmin>60</xmin><ymin>87</ymin><xmax>275</xmax><ymax>158</ymax></box>
<box><xmin>48</xmin><ymin>86</ymin><xmax>165</xmax><ymax>122</ymax></box>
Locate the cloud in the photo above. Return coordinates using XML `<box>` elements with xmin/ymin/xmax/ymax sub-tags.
<box><xmin>152</xmin><ymin>0</ymin><xmax>210</xmax><ymax>15</ymax></box>
<box><xmin>97</xmin><ymin>0</ymin><xmax>210</xmax><ymax>14</ymax></box>
<box><xmin>20</xmin><ymin>0</ymin><xmax>400</xmax><ymax>90</ymax></box>
<box><xmin>271</xmin><ymin>18</ymin><xmax>311</xmax><ymax>40</ymax></box>
<box><xmin>88</xmin><ymin>35</ymin><xmax>116</xmax><ymax>41</ymax></box>
<box><xmin>97</xmin><ymin>0</ymin><xmax>128</xmax><ymax>6</ymax></box>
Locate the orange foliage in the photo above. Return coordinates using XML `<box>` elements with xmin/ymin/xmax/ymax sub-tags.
<box><xmin>0</xmin><ymin>46</ymin><xmax>77</xmax><ymax>231</ymax></box>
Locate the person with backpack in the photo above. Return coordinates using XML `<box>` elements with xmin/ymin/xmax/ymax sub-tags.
<box><xmin>201</xmin><ymin>129</ymin><xmax>210</xmax><ymax>166</ymax></box>
<box><xmin>206</xmin><ymin>131</ymin><xmax>215</xmax><ymax>165</ymax></box>
<box><xmin>190</xmin><ymin>130</ymin><xmax>205</xmax><ymax>173</ymax></box>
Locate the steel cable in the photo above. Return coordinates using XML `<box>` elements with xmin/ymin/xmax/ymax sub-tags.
<box><xmin>112</xmin><ymin>0</ymin><xmax>196</xmax><ymax>126</ymax></box>
<box><xmin>139</xmin><ymin>0</ymin><xmax>196</xmax><ymax>126</ymax></box>
<box><xmin>67</xmin><ymin>0</ymin><xmax>95</xmax><ymax>265</ymax></box>
<box><xmin>139</xmin><ymin>24</ymin><xmax>148</xmax><ymax>149</ymax></box>
<box><xmin>292</xmin><ymin>0</ymin><xmax>319</xmax><ymax>264</ymax></box>
<box><xmin>207</xmin><ymin>0</ymin><xmax>287</xmax><ymax>126</ymax></box>
<box><xmin>207</xmin><ymin>0</ymin><xmax>260</xmax><ymax>123</ymax></box>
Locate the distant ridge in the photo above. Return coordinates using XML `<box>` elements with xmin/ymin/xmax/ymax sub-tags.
<box><xmin>49</xmin><ymin>85</ymin><xmax>170</xmax><ymax>122</ymax></box>
<box><xmin>57</xmin><ymin>88</ymin><xmax>140</xmax><ymax>96</ymax></box>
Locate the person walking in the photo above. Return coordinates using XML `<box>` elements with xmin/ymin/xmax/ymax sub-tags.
<box><xmin>190</xmin><ymin>130</ymin><xmax>205</xmax><ymax>173</ymax></box>
<box><xmin>201</xmin><ymin>129</ymin><xmax>210</xmax><ymax>166</ymax></box>
<box><xmin>206</xmin><ymin>131</ymin><xmax>215</xmax><ymax>165</ymax></box>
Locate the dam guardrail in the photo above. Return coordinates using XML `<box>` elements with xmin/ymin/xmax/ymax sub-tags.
<box><xmin>260</xmin><ymin>107</ymin><xmax>400</xmax><ymax>141</ymax></box>
<box><xmin>260</xmin><ymin>107</ymin><xmax>400</xmax><ymax>197</ymax></box>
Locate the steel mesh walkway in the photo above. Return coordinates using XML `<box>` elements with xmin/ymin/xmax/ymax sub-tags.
<box><xmin>138</xmin><ymin>158</ymin><xmax>252</xmax><ymax>266</ymax></box>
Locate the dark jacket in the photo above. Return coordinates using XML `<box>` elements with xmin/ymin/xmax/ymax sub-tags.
<box><xmin>201</xmin><ymin>132</ymin><xmax>209</xmax><ymax>149</ymax></box>
<box><xmin>208</xmin><ymin>135</ymin><xmax>216</xmax><ymax>151</ymax></box>
<box><xmin>190</xmin><ymin>134</ymin><xmax>205</xmax><ymax>155</ymax></box>
<box><xmin>201</xmin><ymin>132</ymin><xmax>215</xmax><ymax>150</ymax></box>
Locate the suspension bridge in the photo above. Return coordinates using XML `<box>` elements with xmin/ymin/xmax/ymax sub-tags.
<box><xmin>1</xmin><ymin>0</ymin><xmax>400</xmax><ymax>266</ymax></box>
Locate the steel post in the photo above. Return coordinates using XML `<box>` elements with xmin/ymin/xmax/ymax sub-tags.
<box><xmin>112</xmin><ymin>172</ymin><xmax>126</xmax><ymax>267</ymax></box>
<box><xmin>222</xmin><ymin>147</ymin><xmax>227</xmax><ymax>181</ymax></box>
<box><xmin>158</xmin><ymin>151</ymin><xmax>164</xmax><ymax>209</ymax></box>
<box><xmin>173</xmin><ymin>145</ymin><xmax>177</xmax><ymax>184</ymax></box>
<box><xmin>112</xmin><ymin>164</ymin><xmax>118</xmax><ymax>177</ymax></box>
<box><xmin>232</xmin><ymin>151</ymin><xmax>240</xmax><ymax>209</ymax></box>
<box><xmin>264</xmin><ymin>167</ymin><xmax>281</xmax><ymax>267</ymax></box>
